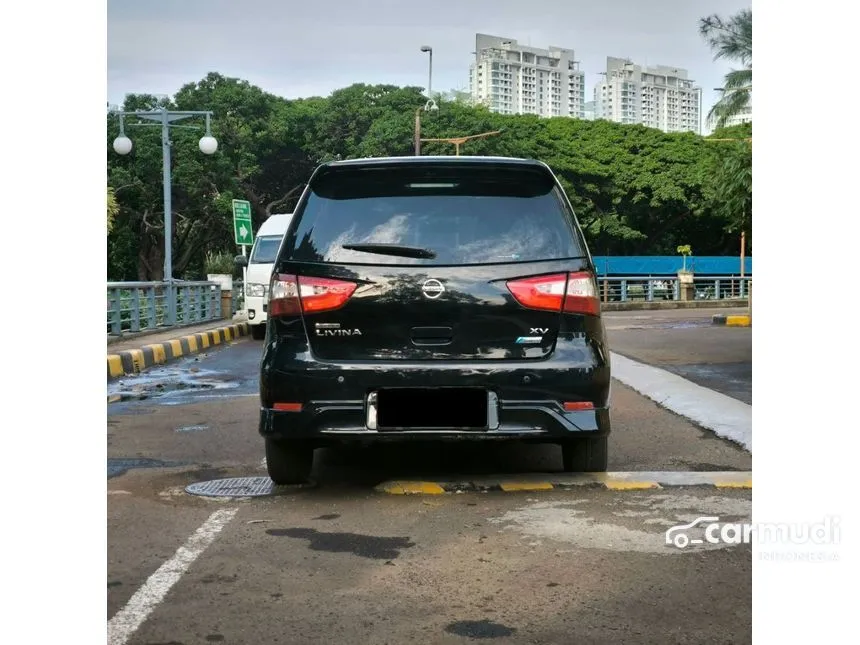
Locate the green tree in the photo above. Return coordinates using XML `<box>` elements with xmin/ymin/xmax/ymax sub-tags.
<box><xmin>108</xmin><ymin>75</ymin><xmax>318</xmax><ymax>280</ymax></box>
<box><xmin>705</xmin><ymin>124</ymin><xmax>752</xmax><ymax>242</ymax></box>
<box><xmin>108</xmin><ymin>74</ymin><xmax>753</xmax><ymax>280</ymax></box>
<box><xmin>700</xmin><ymin>9</ymin><xmax>752</xmax><ymax>128</ymax></box>
<box><xmin>107</xmin><ymin>186</ymin><xmax>118</xmax><ymax>234</ymax></box>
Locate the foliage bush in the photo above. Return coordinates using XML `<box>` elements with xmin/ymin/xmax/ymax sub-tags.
<box><xmin>108</xmin><ymin>76</ymin><xmax>751</xmax><ymax>281</ymax></box>
<box><xmin>204</xmin><ymin>250</ymin><xmax>234</xmax><ymax>275</ymax></box>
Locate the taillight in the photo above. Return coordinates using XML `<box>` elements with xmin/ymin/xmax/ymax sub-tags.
<box><xmin>563</xmin><ymin>271</ymin><xmax>600</xmax><ymax>315</ymax></box>
<box><xmin>273</xmin><ymin>402</ymin><xmax>303</xmax><ymax>412</ymax></box>
<box><xmin>506</xmin><ymin>273</ymin><xmax>567</xmax><ymax>312</ymax></box>
<box><xmin>506</xmin><ymin>271</ymin><xmax>599</xmax><ymax>315</ymax></box>
<box><xmin>563</xmin><ymin>401</ymin><xmax>594</xmax><ymax>411</ymax></box>
<box><xmin>269</xmin><ymin>274</ymin><xmax>358</xmax><ymax>316</ymax></box>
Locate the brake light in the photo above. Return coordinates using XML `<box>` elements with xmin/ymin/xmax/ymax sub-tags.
<box><xmin>269</xmin><ymin>274</ymin><xmax>358</xmax><ymax>316</ymax></box>
<box><xmin>506</xmin><ymin>272</ymin><xmax>599</xmax><ymax>315</ymax></box>
<box><xmin>563</xmin><ymin>401</ymin><xmax>594</xmax><ymax>411</ymax></box>
<box><xmin>563</xmin><ymin>271</ymin><xmax>600</xmax><ymax>315</ymax></box>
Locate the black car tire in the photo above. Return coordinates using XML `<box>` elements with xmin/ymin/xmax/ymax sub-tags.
<box><xmin>265</xmin><ymin>438</ymin><xmax>313</xmax><ymax>484</ymax></box>
<box><xmin>251</xmin><ymin>324</ymin><xmax>266</xmax><ymax>340</ymax></box>
<box><xmin>561</xmin><ymin>436</ymin><xmax>608</xmax><ymax>472</ymax></box>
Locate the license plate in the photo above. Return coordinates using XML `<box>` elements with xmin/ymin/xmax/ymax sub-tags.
<box><xmin>366</xmin><ymin>388</ymin><xmax>498</xmax><ymax>430</ymax></box>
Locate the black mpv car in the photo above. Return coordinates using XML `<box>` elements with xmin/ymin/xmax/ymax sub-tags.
<box><xmin>258</xmin><ymin>156</ymin><xmax>611</xmax><ymax>484</ymax></box>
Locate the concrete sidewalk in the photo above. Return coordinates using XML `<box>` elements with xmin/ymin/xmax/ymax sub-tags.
<box><xmin>107</xmin><ymin>315</ymin><xmax>250</xmax><ymax>380</ymax></box>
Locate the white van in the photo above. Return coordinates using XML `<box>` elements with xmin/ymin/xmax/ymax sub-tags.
<box><xmin>239</xmin><ymin>212</ymin><xmax>293</xmax><ymax>339</ymax></box>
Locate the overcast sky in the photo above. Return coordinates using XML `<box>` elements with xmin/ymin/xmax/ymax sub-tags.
<box><xmin>108</xmin><ymin>0</ymin><xmax>750</xmax><ymax>121</ymax></box>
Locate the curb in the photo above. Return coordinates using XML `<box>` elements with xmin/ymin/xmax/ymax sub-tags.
<box><xmin>712</xmin><ymin>314</ymin><xmax>751</xmax><ymax>327</ymax></box>
<box><xmin>374</xmin><ymin>471</ymin><xmax>752</xmax><ymax>495</ymax></box>
<box><xmin>602</xmin><ymin>299</ymin><xmax>748</xmax><ymax>312</ymax></box>
<box><xmin>107</xmin><ymin>322</ymin><xmax>250</xmax><ymax>380</ymax></box>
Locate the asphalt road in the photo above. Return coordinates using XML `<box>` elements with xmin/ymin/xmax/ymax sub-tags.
<box><xmin>107</xmin><ymin>308</ymin><xmax>753</xmax><ymax>644</ymax></box>
<box><xmin>605</xmin><ymin>308</ymin><xmax>751</xmax><ymax>405</ymax></box>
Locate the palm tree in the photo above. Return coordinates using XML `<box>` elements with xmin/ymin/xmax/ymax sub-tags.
<box><xmin>700</xmin><ymin>9</ymin><xmax>752</xmax><ymax>129</ymax></box>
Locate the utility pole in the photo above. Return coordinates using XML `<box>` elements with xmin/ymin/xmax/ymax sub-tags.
<box><xmin>415</xmin><ymin>45</ymin><xmax>437</xmax><ymax>155</ymax></box>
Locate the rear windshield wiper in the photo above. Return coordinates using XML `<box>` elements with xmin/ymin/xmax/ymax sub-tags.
<box><xmin>341</xmin><ymin>243</ymin><xmax>437</xmax><ymax>259</ymax></box>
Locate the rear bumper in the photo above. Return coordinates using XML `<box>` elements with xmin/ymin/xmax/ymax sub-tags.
<box><xmin>259</xmin><ymin>353</ymin><xmax>611</xmax><ymax>443</ymax></box>
<box><xmin>259</xmin><ymin>400</ymin><xmax>609</xmax><ymax>443</ymax></box>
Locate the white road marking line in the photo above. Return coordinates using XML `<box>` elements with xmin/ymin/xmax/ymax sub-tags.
<box><xmin>107</xmin><ymin>507</ymin><xmax>238</xmax><ymax>645</ymax></box>
<box><xmin>610</xmin><ymin>352</ymin><xmax>752</xmax><ymax>452</ymax></box>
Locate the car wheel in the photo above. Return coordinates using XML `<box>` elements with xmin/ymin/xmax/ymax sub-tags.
<box><xmin>251</xmin><ymin>324</ymin><xmax>266</xmax><ymax>340</ymax></box>
<box><xmin>561</xmin><ymin>436</ymin><xmax>608</xmax><ymax>472</ymax></box>
<box><xmin>265</xmin><ymin>438</ymin><xmax>313</xmax><ymax>485</ymax></box>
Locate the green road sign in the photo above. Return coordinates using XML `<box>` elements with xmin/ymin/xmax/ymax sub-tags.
<box><xmin>233</xmin><ymin>218</ymin><xmax>253</xmax><ymax>245</ymax></box>
<box><xmin>232</xmin><ymin>199</ymin><xmax>253</xmax><ymax>246</ymax></box>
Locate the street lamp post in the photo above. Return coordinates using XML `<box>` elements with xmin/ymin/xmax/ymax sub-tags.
<box><xmin>420</xmin><ymin>45</ymin><xmax>433</xmax><ymax>99</ymax></box>
<box><xmin>415</xmin><ymin>46</ymin><xmax>438</xmax><ymax>155</ymax></box>
<box><xmin>111</xmin><ymin>107</ymin><xmax>218</xmax><ymax>325</ymax></box>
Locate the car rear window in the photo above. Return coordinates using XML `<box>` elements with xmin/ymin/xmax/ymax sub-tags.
<box><xmin>284</xmin><ymin>163</ymin><xmax>585</xmax><ymax>266</ymax></box>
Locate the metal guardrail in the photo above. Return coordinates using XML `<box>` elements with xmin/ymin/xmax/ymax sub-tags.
<box><xmin>232</xmin><ymin>280</ymin><xmax>244</xmax><ymax>315</ymax></box>
<box><xmin>107</xmin><ymin>274</ymin><xmax>747</xmax><ymax>336</ymax></box>
<box><xmin>107</xmin><ymin>281</ymin><xmax>224</xmax><ymax>337</ymax></box>
<box><xmin>598</xmin><ymin>275</ymin><xmax>751</xmax><ymax>302</ymax></box>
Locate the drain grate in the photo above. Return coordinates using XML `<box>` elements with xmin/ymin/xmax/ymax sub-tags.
<box><xmin>185</xmin><ymin>476</ymin><xmax>313</xmax><ymax>498</ymax></box>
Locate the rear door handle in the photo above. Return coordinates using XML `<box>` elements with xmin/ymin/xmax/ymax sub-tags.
<box><xmin>410</xmin><ymin>326</ymin><xmax>453</xmax><ymax>346</ymax></box>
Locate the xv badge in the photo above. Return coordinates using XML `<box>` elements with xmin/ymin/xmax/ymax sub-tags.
<box><xmin>530</xmin><ymin>327</ymin><xmax>549</xmax><ymax>335</ymax></box>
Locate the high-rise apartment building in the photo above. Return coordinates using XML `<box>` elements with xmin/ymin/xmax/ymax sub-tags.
<box><xmin>469</xmin><ymin>33</ymin><xmax>586</xmax><ymax>119</ymax></box>
<box><xmin>582</xmin><ymin>101</ymin><xmax>597</xmax><ymax>121</ymax></box>
<box><xmin>705</xmin><ymin>96</ymin><xmax>752</xmax><ymax>133</ymax></box>
<box><xmin>594</xmin><ymin>57</ymin><xmax>702</xmax><ymax>134</ymax></box>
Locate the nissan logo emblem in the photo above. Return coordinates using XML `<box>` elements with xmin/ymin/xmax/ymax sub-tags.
<box><xmin>421</xmin><ymin>279</ymin><xmax>445</xmax><ymax>299</ymax></box>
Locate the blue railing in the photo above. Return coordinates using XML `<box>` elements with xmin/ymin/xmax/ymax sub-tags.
<box><xmin>599</xmin><ymin>275</ymin><xmax>750</xmax><ymax>302</ymax></box>
<box><xmin>107</xmin><ymin>281</ymin><xmax>223</xmax><ymax>337</ymax></box>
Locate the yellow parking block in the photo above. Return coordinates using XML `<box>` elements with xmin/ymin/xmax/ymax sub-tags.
<box><xmin>714</xmin><ymin>479</ymin><xmax>752</xmax><ymax>489</ymax></box>
<box><xmin>604</xmin><ymin>480</ymin><xmax>662</xmax><ymax>491</ymax></box>
<box><xmin>726</xmin><ymin>315</ymin><xmax>751</xmax><ymax>327</ymax></box>
<box><xmin>183</xmin><ymin>335</ymin><xmax>198</xmax><ymax>352</ymax></box>
<box><xmin>499</xmin><ymin>481</ymin><xmax>554</xmax><ymax>492</ymax></box>
<box><xmin>168</xmin><ymin>339</ymin><xmax>182</xmax><ymax>357</ymax></box>
<box><xmin>376</xmin><ymin>481</ymin><xmax>446</xmax><ymax>495</ymax></box>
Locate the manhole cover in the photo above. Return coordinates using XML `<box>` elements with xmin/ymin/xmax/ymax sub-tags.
<box><xmin>185</xmin><ymin>476</ymin><xmax>314</xmax><ymax>498</ymax></box>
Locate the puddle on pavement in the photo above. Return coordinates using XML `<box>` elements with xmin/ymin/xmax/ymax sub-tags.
<box><xmin>108</xmin><ymin>365</ymin><xmax>239</xmax><ymax>403</ymax></box>
<box><xmin>175</xmin><ymin>424</ymin><xmax>210</xmax><ymax>433</ymax></box>
<box><xmin>662</xmin><ymin>321</ymin><xmax>712</xmax><ymax>329</ymax></box>
<box><xmin>609</xmin><ymin>320</ymin><xmax>712</xmax><ymax>330</ymax></box>
<box><xmin>265</xmin><ymin>528</ymin><xmax>416</xmax><ymax>560</ymax></box>
<box><xmin>445</xmin><ymin>620</ymin><xmax>516</xmax><ymax>639</ymax></box>
<box><xmin>107</xmin><ymin>457</ymin><xmax>188</xmax><ymax>479</ymax></box>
